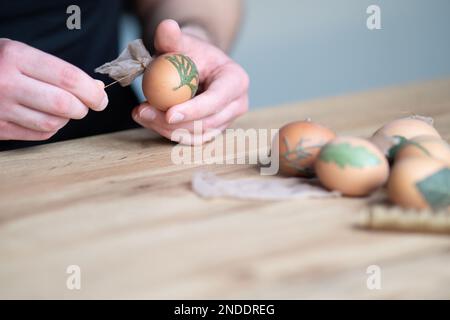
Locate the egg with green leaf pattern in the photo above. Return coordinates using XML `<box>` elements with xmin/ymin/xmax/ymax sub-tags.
<box><xmin>395</xmin><ymin>135</ymin><xmax>450</xmax><ymax>166</ymax></box>
<box><xmin>315</xmin><ymin>137</ymin><xmax>389</xmax><ymax>196</ymax></box>
<box><xmin>277</xmin><ymin>120</ymin><xmax>336</xmax><ymax>177</ymax></box>
<box><xmin>371</xmin><ymin>116</ymin><xmax>441</xmax><ymax>160</ymax></box>
<box><xmin>388</xmin><ymin>157</ymin><xmax>450</xmax><ymax>210</ymax></box>
<box><xmin>142</xmin><ymin>53</ymin><xmax>199</xmax><ymax>111</ymax></box>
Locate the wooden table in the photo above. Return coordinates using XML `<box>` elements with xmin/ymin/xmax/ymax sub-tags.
<box><xmin>1</xmin><ymin>79</ymin><xmax>449</xmax><ymax>299</ymax></box>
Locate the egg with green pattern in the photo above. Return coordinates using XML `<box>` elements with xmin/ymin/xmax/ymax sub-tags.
<box><xmin>371</xmin><ymin>116</ymin><xmax>441</xmax><ymax>160</ymax></box>
<box><xmin>388</xmin><ymin>157</ymin><xmax>450</xmax><ymax>210</ymax></box>
<box><xmin>315</xmin><ymin>137</ymin><xmax>389</xmax><ymax>196</ymax></box>
<box><xmin>142</xmin><ymin>53</ymin><xmax>199</xmax><ymax>111</ymax></box>
<box><xmin>395</xmin><ymin>135</ymin><xmax>450</xmax><ymax>166</ymax></box>
<box><xmin>277</xmin><ymin>120</ymin><xmax>336</xmax><ymax>177</ymax></box>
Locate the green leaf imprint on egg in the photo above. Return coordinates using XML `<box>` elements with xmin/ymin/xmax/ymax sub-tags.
<box><xmin>165</xmin><ymin>54</ymin><xmax>199</xmax><ymax>98</ymax></box>
<box><xmin>319</xmin><ymin>142</ymin><xmax>381</xmax><ymax>169</ymax></box>
<box><xmin>387</xmin><ymin>136</ymin><xmax>408</xmax><ymax>160</ymax></box>
<box><xmin>281</xmin><ymin>136</ymin><xmax>325</xmax><ymax>176</ymax></box>
<box><xmin>402</xmin><ymin>139</ymin><xmax>432</xmax><ymax>156</ymax></box>
<box><xmin>416</xmin><ymin>168</ymin><xmax>450</xmax><ymax>209</ymax></box>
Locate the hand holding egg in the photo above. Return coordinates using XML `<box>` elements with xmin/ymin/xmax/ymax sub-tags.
<box><xmin>133</xmin><ymin>19</ymin><xmax>250</xmax><ymax>145</ymax></box>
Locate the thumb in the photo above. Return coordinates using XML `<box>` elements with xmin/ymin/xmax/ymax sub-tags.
<box><xmin>154</xmin><ymin>19</ymin><xmax>182</xmax><ymax>53</ymax></box>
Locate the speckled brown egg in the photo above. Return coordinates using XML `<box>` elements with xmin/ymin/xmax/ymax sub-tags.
<box><xmin>277</xmin><ymin>120</ymin><xmax>336</xmax><ymax>177</ymax></box>
<box><xmin>142</xmin><ymin>53</ymin><xmax>199</xmax><ymax>111</ymax></box>
<box><xmin>315</xmin><ymin>137</ymin><xmax>389</xmax><ymax>197</ymax></box>
<box><xmin>388</xmin><ymin>157</ymin><xmax>450</xmax><ymax>210</ymax></box>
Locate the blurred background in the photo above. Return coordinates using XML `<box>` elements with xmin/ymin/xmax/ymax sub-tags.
<box><xmin>122</xmin><ymin>0</ymin><xmax>450</xmax><ymax>109</ymax></box>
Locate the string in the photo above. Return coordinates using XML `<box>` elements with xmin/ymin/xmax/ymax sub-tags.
<box><xmin>104</xmin><ymin>74</ymin><xmax>134</xmax><ymax>89</ymax></box>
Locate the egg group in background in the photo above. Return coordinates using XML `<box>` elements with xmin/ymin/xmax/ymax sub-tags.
<box><xmin>278</xmin><ymin>120</ymin><xmax>336</xmax><ymax>177</ymax></box>
<box><xmin>142</xmin><ymin>53</ymin><xmax>199</xmax><ymax>111</ymax></box>
<box><xmin>388</xmin><ymin>157</ymin><xmax>450</xmax><ymax>210</ymax></box>
<box><xmin>314</xmin><ymin>137</ymin><xmax>389</xmax><ymax>196</ymax></box>
<box><xmin>274</xmin><ymin>115</ymin><xmax>447</xmax><ymax>209</ymax></box>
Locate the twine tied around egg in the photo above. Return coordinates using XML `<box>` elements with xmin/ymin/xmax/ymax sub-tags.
<box><xmin>95</xmin><ymin>39</ymin><xmax>153</xmax><ymax>88</ymax></box>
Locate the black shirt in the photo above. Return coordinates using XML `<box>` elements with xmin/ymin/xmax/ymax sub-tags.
<box><xmin>0</xmin><ymin>0</ymin><xmax>139</xmax><ymax>150</ymax></box>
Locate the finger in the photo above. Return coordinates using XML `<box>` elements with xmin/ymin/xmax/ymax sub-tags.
<box><xmin>133</xmin><ymin>103</ymin><xmax>212</xmax><ymax>134</ymax></box>
<box><xmin>139</xmin><ymin>118</ymin><xmax>229</xmax><ymax>146</ymax></box>
<box><xmin>3</xmin><ymin>104</ymin><xmax>68</xmax><ymax>132</ymax></box>
<box><xmin>132</xmin><ymin>103</ymin><xmax>225</xmax><ymax>144</ymax></box>
<box><xmin>14</xmin><ymin>75</ymin><xmax>89</xmax><ymax>119</ymax></box>
<box><xmin>15</xmin><ymin>42</ymin><xmax>108</xmax><ymax>111</ymax></box>
<box><xmin>132</xmin><ymin>103</ymin><xmax>203</xmax><ymax>134</ymax></box>
<box><xmin>132</xmin><ymin>104</ymin><xmax>177</xmax><ymax>140</ymax></box>
<box><xmin>0</xmin><ymin>120</ymin><xmax>57</xmax><ymax>141</ymax></box>
<box><xmin>133</xmin><ymin>96</ymin><xmax>247</xmax><ymax>134</ymax></box>
<box><xmin>132</xmin><ymin>103</ymin><xmax>165</xmax><ymax>127</ymax></box>
<box><xmin>165</xmin><ymin>63</ymin><xmax>249</xmax><ymax>124</ymax></box>
<box><xmin>176</xmin><ymin>122</ymin><xmax>229</xmax><ymax>146</ymax></box>
<box><xmin>154</xmin><ymin>19</ymin><xmax>182</xmax><ymax>53</ymax></box>
<box><xmin>133</xmin><ymin>107</ymin><xmax>232</xmax><ymax>146</ymax></box>
<box><xmin>131</xmin><ymin>106</ymin><xmax>179</xmax><ymax>142</ymax></box>
<box><xmin>200</xmin><ymin>95</ymin><xmax>249</xmax><ymax>132</ymax></box>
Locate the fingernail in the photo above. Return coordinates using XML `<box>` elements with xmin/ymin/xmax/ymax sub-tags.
<box><xmin>140</xmin><ymin>107</ymin><xmax>156</xmax><ymax>121</ymax></box>
<box><xmin>98</xmin><ymin>95</ymin><xmax>109</xmax><ymax>111</ymax></box>
<box><xmin>168</xmin><ymin>112</ymin><xmax>185</xmax><ymax>124</ymax></box>
<box><xmin>95</xmin><ymin>80</ymin><xmax>105</xmax><ymax>89</ymax></box>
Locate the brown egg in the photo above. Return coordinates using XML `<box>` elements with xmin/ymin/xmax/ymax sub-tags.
<box><xmin>142</xmin><ymin>53</ymin><xmax>199</xmax><ymax>111</ymax></box>
<box><xmin>395</xmin><ymin>135</ymin><xmax>450</xmax><ymax>165</ymax></box>
<box><xmin>373</xmin><ymin>116</ymin><xmax>441</xmax><ymax>140</ymax></box>
<box><xmin>388</xmin><ymin>157</ymin><xmax>449</xmax><ymax>210</ymax></box>
<box><xmin>371</xmin><ymin>116</ymin><xmax>441</xmax><ymax>160</ymax></box>
<box><xmin>315</xmin><ymin>137</ymin><xmax>389</xmax><ymax>196</ymax></box>
<box><xmin>277</xmin><ymin>120</ymin><xmax>336</xmax><ymax>177</ymax></box>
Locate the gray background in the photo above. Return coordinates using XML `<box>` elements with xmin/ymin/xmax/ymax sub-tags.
<box><xmin>122</xmin><ymin>0</ymin><xmax>450</xmax><ymax>109</ymax></box>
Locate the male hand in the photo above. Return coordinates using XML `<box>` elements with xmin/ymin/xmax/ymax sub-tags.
<box><xmin>0</xmin><ymin>39</ymin><xmax>108</xmax><ymax>140</ymax></box>
<box><xmin>132</xmin><ymin>19</ymin><xmax>249</xmax><ymax>145</ymax></box>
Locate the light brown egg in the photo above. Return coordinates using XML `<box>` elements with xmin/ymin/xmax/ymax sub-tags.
<box><xmin>315</xmin><ymin>137</ymin><xmax>389</xmax><ymax>197</ymax></box>
<box><xmin>371</xmin><ymin>116</ymin><xmax>441</xmax><ymax>160</ymax></box>
<box><xmin>395</xmin><ymin>135</ymin><xmax>450</xmax><ymax>165</ymax></box>
<box><xmin>277</xmin><ymin>120</ymin><xmax>336</xmax><ymax>177</ymax></box>
<box><xmin>373</xmin><ymin>116</ymin><xmax>441</xmax><ymax>140</ymax></box>
<box><xmin>142</xmin><ymin>53</ymin><xmax>199</xmax><ymax>111</ymax></box>
<box><xmin>388</xmin><ymin>157</ymin><xmax>449</xmax><ymax>210</ymax></box>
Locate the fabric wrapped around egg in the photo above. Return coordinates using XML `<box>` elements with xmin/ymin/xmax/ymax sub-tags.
<box><xmin>95</xmin><ymin>39</ymin><xmax>152</xmax><ymax>86</ymax></box>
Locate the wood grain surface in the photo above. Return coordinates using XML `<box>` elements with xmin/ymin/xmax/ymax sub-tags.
<box><xmin>0</xmin><ymin>79</ymin><xmax>449</xmax><ymax>299</ymax></box>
